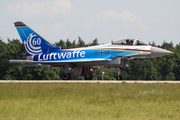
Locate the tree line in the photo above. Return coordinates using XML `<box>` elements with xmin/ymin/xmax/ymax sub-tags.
<box><xmin>0</xmin><ymin>37</ymin><xmax>179</xmax><ymax>80</ymax></box>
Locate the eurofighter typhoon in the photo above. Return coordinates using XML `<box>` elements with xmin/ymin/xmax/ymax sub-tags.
<box><xmin>10</xmin><ymin>22</ymin><xmax>173</xmax><ymax>80</ymax></box>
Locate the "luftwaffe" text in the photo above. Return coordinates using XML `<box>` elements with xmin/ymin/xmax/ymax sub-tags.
<box><xmin>36</xmin><ymin>50</ymin><xmax>85</xmax><ymax>61</ymax></box>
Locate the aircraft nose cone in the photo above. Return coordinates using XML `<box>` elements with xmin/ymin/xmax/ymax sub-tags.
<box><xmin>151</xmin><ymin>46</ymin><xmax>173</xmax><ymax>57</ymax></box>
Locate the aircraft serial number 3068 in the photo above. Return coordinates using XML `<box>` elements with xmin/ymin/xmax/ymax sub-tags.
<box><xmin>9</xmin><ymin>21</ymin><xmax>173</xmax><ymax>80</ymax></box>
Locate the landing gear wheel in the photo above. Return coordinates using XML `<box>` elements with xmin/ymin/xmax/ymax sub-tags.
<box><xmin>117</xmin><ymin>75</ymin><xmax>123</xmax><ymax>81</ymax></box>
<box><xmin>85</xmin><ymin>73</ymin><xmax>93</xmax><ymax>80</ymax></box>
<box><xmin>62</xmin><ymin>73</ymin><xmax>71</xmax><ymax>80</ymax></box>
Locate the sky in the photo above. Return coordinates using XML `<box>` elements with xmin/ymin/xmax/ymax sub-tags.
<box><xmin>1</xmin><ymin>0</ymin><xmax>180</xmax><ymax>46</ymax></box>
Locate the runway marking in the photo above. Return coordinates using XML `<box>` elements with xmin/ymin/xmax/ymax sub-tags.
<box><xmin>0</xmin><ymin>80</ymin><xmax>180</xmax><ymax>83</ymax></box>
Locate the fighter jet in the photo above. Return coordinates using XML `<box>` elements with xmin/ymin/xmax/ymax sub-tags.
<box><xmin>9</xmin><ymin>21</ymin><xmax>173</xmax><ymax>80</ymax></box>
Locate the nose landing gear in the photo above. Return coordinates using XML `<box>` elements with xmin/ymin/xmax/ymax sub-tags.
<box><xmin>117</xmin><ymin>67</ymin><xmax>123</xmax><ymax>80</ymax></box>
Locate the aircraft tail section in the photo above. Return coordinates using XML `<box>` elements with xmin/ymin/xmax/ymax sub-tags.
<box><xmin>14</xmin><ymin>21</ymin><xmax>60</xmax><ymax>55</ymax></box>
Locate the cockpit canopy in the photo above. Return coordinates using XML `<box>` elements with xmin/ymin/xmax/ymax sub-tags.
<box><xmin>112</xmin><ymin>39</ymin><xmax>147</xmax><ymax>46</ymax></box>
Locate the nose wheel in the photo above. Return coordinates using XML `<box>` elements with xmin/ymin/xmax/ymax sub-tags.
<box><xmin>117</xmin><ymin>67</ymin><xmax>123</xmax><ymax>80</ymax></box>
<box><xmin>118</xmin><ymin>75</ymin><xmax>123</xmax><ymax>80</ymax></box>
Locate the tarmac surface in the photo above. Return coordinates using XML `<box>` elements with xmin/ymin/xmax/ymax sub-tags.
<box><xmin>0</xmin><ymin>80</ymin><xmax>180</xmax><ymax>83</ymax></box>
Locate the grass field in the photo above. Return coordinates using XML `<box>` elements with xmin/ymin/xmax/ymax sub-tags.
<box><xmin>0</xmin><ymin>82</ymin><xmax>180</xmax><ymax>120</ymax></box>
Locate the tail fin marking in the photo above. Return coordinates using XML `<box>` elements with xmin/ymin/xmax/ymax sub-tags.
<box><xmin>14</xmin><ymin>21</ymin><xmax>56</xmax><ymax>55</ymax></box>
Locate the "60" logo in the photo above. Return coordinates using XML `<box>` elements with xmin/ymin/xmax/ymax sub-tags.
<box><xmin>32</xmin><ymin>38</ymin><xmax>41</xmax><ymax>45</ymax></box>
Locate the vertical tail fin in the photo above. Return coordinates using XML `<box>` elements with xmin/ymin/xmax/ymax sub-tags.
<box><xmin>14</xmin><ymin>21</ymin><xmax>55</xmax><ymax>55</ymax></box>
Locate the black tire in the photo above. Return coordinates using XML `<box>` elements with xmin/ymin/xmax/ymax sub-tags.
<box><xmin>62</xmin><ymin>73</ymin><xmax>71</xmax><ymax>80</ymax></box>
<box><xmin>117</xmin><ymin>75</ymin><xmax>123</xmax><ymax>81</ymax></box>
<box><xmin>85</xmin><ymin>73</ymin><xmax>93</xmax><ymax>80</ymax></box>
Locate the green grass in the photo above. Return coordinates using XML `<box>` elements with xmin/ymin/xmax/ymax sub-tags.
<box><xmin>0</xmin><ymin>83</ymin><xmax>180</xmax><ymax>120</ymax></box>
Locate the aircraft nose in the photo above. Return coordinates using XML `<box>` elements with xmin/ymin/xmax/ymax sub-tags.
<box><xmin>151</xmin><ymin>46</ymin><xmax>173</xmax><ymax>57</ymax></box>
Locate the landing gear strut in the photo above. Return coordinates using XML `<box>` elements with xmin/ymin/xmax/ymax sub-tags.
<box><xmin>85</xmin><ymin>67</ymin><xmax>93</xmax><ymax>80</ymax></box>
<box><xmin>117</xmin><ymin>67</ymin><xmax>123</xmax><ymax>80</ymax></box>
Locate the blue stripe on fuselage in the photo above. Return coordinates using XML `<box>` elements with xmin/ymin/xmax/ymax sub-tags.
<box><xmin>32</xmin><ymin>49</ymin><xmax>142</xmax><ymax>62</ymax></box>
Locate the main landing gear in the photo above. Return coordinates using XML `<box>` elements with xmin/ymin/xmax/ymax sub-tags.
<box><xmin>62</xmin><ymin>64</ymin><xmax>71</xmax><ymax>80</ymax></box>
<box><xmin>62</xmin><ymin>64</ymin><xmax>93</xmax><ymax>80</ymax></box>
<box><xmin>85</xmin><ymin>66</ymin><xmax>93</xmax><ymax>80</ymax></box>
<box><xmin>62</xmin><ymin>64</ymin><xmax>121</xmax><ymax>80</ymax></box>
<box><xmin>62</xmin><ymin>73</ymin><xmax>71</xmax><ymax>80</ymax></box>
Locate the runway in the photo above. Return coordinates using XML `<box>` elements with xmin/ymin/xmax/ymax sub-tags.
<box><xmin>0</xmin><ymin>80</ymin><xmax>180</xmax><ymax>83</ymax></box>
